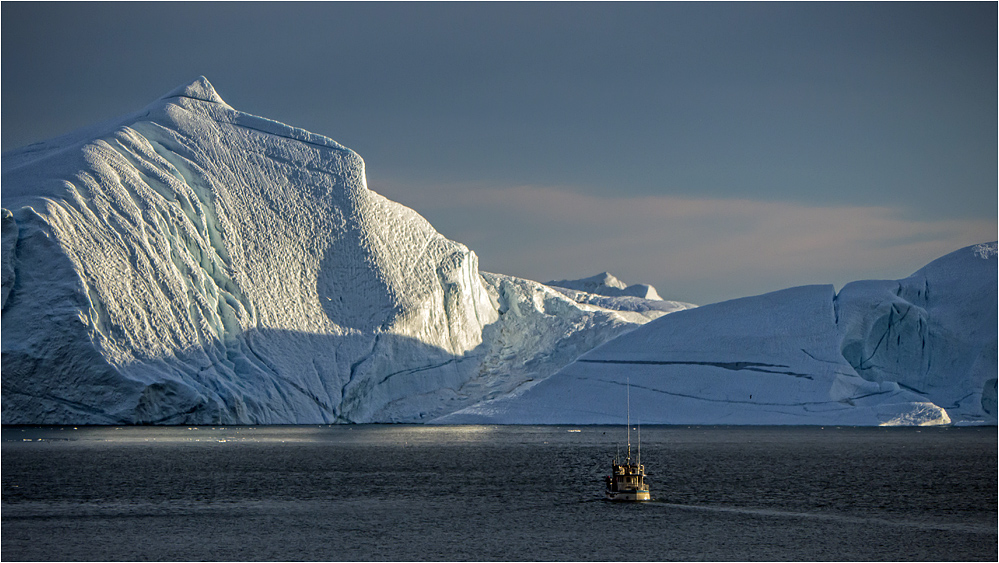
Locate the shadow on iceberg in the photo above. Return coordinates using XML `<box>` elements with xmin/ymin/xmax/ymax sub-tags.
<box><xmin>2</xmin><ymin>323</ymin><xmax>500</xmax><ymax>425</ymax></box>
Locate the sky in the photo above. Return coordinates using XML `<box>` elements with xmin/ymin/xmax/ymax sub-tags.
<box><xmin>3</xmin><ymin>2</ymin><xmax>996</xmax><ymax>305</ymax></box>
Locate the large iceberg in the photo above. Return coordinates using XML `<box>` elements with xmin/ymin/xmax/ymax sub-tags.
<box><xmin>436</xmin><ymin>243</ymin><xmax>997</xmax><ymax>426</ymax></box>
<box><xmin>1</xmin><ymin>78</ymin><xmax>663</xmax><ymax>424</ymax></box>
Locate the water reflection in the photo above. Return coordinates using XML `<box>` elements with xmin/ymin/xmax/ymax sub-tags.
<box><xmin>1</xmin><ymin>424</ymin><xmax>511</xmax><ymax>446</ymax></box>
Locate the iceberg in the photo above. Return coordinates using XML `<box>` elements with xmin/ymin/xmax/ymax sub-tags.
<box><xmin>835</xmin><ymin>242</ymin><xmax>998</xmax><ymax>424</ymax></box>
<box><xmin>437</xmin><ymin>243</ymin><xmax>997</xmax><ymax>426</ymax></box>
<box><xmin>544</xmin><ymin>273</ymin><xmax>695</xmax><ymax>324</ymax></box>
<box><xmin>1</xmin><ymin>78</ymin><xmax>658</xmax><ymax>424</ymax></box>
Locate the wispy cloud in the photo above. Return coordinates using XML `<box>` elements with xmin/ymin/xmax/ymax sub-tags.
<box><xmin>371</xmin><ymin>180</ymin><xmax>997</xmax><ymax>305</ymax></box>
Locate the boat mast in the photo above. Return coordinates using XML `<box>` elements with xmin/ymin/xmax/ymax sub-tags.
<box><xmin>626</xmin><ymin>377</ymin><xmax>631</xmax><ymax>462</ymax></box>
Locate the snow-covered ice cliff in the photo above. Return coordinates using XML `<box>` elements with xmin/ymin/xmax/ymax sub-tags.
<box><xmin>437</xmin><ymin>243</ymin><xmax>998</xmax><ymax>426</ymax></box>
<box><xmin>1</xmin><ymin>77</ymin><xmax>661</xmax><ymax>424</ymax></box>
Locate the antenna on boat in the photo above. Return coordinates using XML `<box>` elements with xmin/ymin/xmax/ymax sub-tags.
<box><xmin>637</xmin><ymin>417</ymin><xmax>641</xmax><ymax>467</ymax></box>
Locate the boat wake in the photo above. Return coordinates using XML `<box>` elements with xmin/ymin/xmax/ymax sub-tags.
<box><xmin>649</xmin><ymin>502</ymin><xmax>995</xmax><ymax>534</ymax></box>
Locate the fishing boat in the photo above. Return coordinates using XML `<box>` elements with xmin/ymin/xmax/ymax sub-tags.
<box><xmin>604</xmin><ymin>381</ymin><xmax>651</xmax><ymax>502</ymax></box>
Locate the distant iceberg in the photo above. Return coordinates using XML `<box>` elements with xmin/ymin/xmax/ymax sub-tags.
<box><xmin>548</xmin><ymin>272</ymin><xmax>664</xmax><ymax>301</ymax></box>
<box><xmin>544</xmin><ymin>273</ymin><xmax>696</xmax><ymax>324</ymax></box>
<box><xmin>436</xmin><ymin>243</ymin><xmax>998</xmax><ymax>426</ymax></box>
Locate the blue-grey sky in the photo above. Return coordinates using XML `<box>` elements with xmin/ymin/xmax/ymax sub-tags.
<box><xmin>3</xmin><ymin>2</ymin><xmax>996</xmax><ymax>304</ymax></box>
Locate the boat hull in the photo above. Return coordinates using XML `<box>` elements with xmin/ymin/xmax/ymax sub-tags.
<box><xmin>605</xmin><ymin>489</ymin><xmax>651</xmax><ymax>502</ymax></box>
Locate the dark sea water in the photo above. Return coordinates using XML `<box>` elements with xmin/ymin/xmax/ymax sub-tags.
<box><xmin>2</xmin><ymin>425</ymin><xmax>996</xmax><ymax>561</ymax></box>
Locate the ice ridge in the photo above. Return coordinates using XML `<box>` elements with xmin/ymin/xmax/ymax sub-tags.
<box><xmin>159</xmin><ymin>76</ymin><xmax>231</xmax><ymax>106</ymax></box>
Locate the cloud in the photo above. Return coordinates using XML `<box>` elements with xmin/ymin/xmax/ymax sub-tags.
<box><xmin>371</xmin><ymin>180</ymin><xmax>997</xmax><ymax>304</ymax></box>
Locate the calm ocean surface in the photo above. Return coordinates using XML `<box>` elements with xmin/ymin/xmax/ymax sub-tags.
<box><xmin>2</xmin><ymin>425</ymin><xmax>996</xmax><ymax>561</ymax></box>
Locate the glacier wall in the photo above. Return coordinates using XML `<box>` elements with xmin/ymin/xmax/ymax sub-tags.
<box><xmin>2</xmin><ymin>78</ymin><xmax>651</xmax><ymax>424</ymax></box>
<box><xmin>836</xmin><ymin>242</ymin><xmax>998</xmax><ymax>423</ymax></box>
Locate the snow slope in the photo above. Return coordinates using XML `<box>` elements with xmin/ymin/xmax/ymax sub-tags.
<box><xmin>1</xmin><ymin>77</ymin><xmax>660</xmax><ymax>424</ymax></box>
<box><xmin>436</xmin><ymin>243</ymin><xmax>997</xmax><ymax>426</ymax></box>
